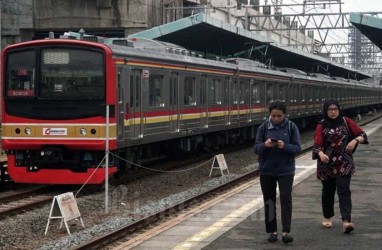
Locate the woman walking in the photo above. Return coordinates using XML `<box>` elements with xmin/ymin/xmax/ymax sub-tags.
<box><xmin>312</xmin><ymin>99</ymin><xmax>368</xmax><ymax>233</ymax></box>
<box><xmin>254</xmin><ymin>100</ymin><xmax>301</xmax><ymax>243</ymax></box>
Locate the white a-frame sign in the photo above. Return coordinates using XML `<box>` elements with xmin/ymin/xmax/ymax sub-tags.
<box><xmin>45</xmin><ymin>192</ymin><xmax>84</xmax><ymax>235</ymax></box>
<box><xmin>209</xmin><ymin>154</ymin><xmax>230</xmax><ymax>177</ymax></box>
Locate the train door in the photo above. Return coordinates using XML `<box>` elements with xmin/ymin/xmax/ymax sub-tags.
<box><xmin>117</xmin><ymin>68</ymin><xmax>126</xmax><ymax>143</ymax></box>
<box><xmin>287</xmin><ymin>81</ymin><xmax>295</xmax><ymax>117</ymax></box>
<box><xmin>208</xmin><ymin>77</ymin><xmax>224</xmax><ymax>127</ymax></box>
<box><xmin>128</xmin><ymin>69</ymin><xmax>143</xmax><ymax>138</ymax></box>
<box><xmin>301</xmin><ymin>84</ymin><xmax>307</xmax><ymax>115</ymax></box>
<box><xmin>264</xmin><ymin>81</ymin><xmax>274</xmax><ymax>118</ymax></box>
<box><xmin>250</xmin><ymin>79</ymin><xmax>262</xmax><ymax>122</ymax></box>
<box><xmin>229</xmin><ymin>77</ymin><xmax>240</xmax><ymax>125</ymax></box>
<box><xmin>279</xmin><ymin>83</ymin><xmax>286</xmax><ymax>103</ymax></box>
<box><xmin>241</xmin><ymin>79</ymin><xmax>250</xmax><ymax>122</ymax></box>
<box><xmin>306</xmin><ymin>84</ymin><xmax>313</xmax><ymax>115</ymax></box>
<box><xmin>200</xmin><ymin>75</ymin><xmax>208</xmax><ymax>128</ymax></box>
<box><xmin>294</xmin><ymin>83</ymin><xmax>300</xmax><ymax>116</ymax></box>
<box><xmin>314</xmin><ymin>83</ymin><xmax>321</xmax><ymax>113</ymax></box>
<box><xmin>169</xmin><ymin>72</ymin><xmax>179</xmax><ymax>132</ymax></box>
<box><xmin>224</xmin><ymin>77</ymin><xmax>232</xmax><ymax>125</ymax></box>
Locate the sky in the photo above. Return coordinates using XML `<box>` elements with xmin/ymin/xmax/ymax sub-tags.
<box><xmin>342</xmin><ymin>0</ymin><xmax>382</xmax><ymax>12</ymax></box>
<box><xmin>257</xmin><ymin>0</ymin><xmax>382</xmax><ymax>14</ymax></box>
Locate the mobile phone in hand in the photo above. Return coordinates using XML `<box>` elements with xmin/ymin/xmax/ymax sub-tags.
<box><xmin>270</xmin><ymin>138</ymin><xmax>278</xmax><ymax>142</ymax></box>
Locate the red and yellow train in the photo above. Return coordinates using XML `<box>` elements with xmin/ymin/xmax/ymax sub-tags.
<box><xmin>1</xmin><ymin>33</ymin><xmax>381</xmax><ymax>184</ymax></box>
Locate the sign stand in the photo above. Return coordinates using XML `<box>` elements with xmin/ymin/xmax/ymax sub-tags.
<box><xmin>45</xmin><ymin>192</ymin><xmax>84</xmax><ymax>235</ymax></box>
<box><xmin>209</xmin><ymin>154</ymin><xmax>230</xmax><ymax>177</ymax></box>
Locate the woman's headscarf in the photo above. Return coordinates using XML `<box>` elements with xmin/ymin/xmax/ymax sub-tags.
<box><xmin>320</xmin><ymin>99</ymin><xmax>344</xmax><ymax>128</ymax></box>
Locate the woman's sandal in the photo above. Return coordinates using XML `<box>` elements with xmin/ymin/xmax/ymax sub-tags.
<box><xmin>343</xmin><ymin>222</ymin><xmax>354</xmax><ymax>234</ymax></box>
<box><xmin>322</xmin><ymin>218</ymin><xmax>332</xmax><ymax>228</ymax></box>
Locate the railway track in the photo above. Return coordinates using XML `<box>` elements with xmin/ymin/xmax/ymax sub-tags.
<box><xmin>0</xmin><ymin>186</ymin><xmax>53</xmax><ymax>218</ymax></box>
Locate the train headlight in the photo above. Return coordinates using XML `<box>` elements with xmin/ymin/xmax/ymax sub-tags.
<box><xmin>80</xmin><ymin>128</ymin><xmax>87</xmax><ymax>136</ymax></box>
<box><xmin>25</xmin><ymin>128</ymin><xmax>32</xmax><ymax>135</ymax></box>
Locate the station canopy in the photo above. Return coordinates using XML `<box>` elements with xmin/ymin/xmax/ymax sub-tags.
<box><xmin>350</xmin><ymin>12</ymin><xmax>382</xmax><ymax>51</ymax></box>
<box><xmin>129</xmin><ymin>13</ymin><xmax>371</xmax><ymax>80</ymax></box>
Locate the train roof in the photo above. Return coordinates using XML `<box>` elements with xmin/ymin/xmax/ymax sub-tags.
<box><xmin>27</xmin><ymin>31</ymin><xmax>376</xmax><ymax>88</ymax></box>
<box><xmin>106</xmin><ymin>42</ymin><xmax>375</xmax><ymax>86</ymax></box>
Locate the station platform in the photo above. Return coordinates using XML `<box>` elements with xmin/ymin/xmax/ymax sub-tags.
<box><xmin>122</xmin><ymin>118</ymin><xmax>382</xmax><ymax>250</ymax></box>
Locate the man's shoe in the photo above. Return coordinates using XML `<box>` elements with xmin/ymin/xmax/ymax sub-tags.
<box><xmin>282</xmin><ymin>234</ymin><xmax>294</xmax><ymax>244</ymax></box>
<box><xmin>267</xmin><ymin>233</ymin><xmax>278</xmax><ymax>242</ymax></box>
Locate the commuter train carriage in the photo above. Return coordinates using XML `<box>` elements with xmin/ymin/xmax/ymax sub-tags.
<box><xmin>1</xmin><ymin>32</ymin><xmax>381</xmax><ymax>184</ymax></box>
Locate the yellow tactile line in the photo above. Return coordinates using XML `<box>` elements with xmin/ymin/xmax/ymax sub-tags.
<box><xmin>173</xmin><ymin>197</ymin><xmax>264</xmax><ymax>250</ymax></box>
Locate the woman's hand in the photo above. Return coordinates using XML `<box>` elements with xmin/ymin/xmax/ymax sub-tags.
<box><xmin>318</xmin><ymin>151</ymin><xmax>329</xmax><ymax>163</ymax></box>
<box><xmin>345</xmin><ymin>139</ymin><xmax>359</xmax><ymax>154</ymax></box>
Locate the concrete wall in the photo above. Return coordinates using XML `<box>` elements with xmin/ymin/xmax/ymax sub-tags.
<box><xmin>1</xmin><ymin>0</ymin><xmax>33</xmax><ymax>48</ymax></box>
<box><xmin>33</xmin><ymin>0</ymin><xmax>149</xmax><ymax>37</ymax></box>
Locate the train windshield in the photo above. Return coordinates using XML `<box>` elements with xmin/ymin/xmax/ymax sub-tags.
<box><xmin>5</xmin><ymin>48</ymin><xmax>105</xmax><ymax>99</ymax></box>
<box><xmin>4</xmin><ymin>46</ymin><xmax>106</xmax><ymax>120</ymax></box>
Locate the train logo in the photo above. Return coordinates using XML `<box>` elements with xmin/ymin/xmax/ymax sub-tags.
<box><xmin>43</xmin><ymin>128</ymin><xmax>68</xmax><ymax>136</ymax></box>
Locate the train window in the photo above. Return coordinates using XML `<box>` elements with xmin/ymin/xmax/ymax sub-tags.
<box><xmin>184</xmin><ymin>77</ymin><xmax>196</xmax><ymax>105</ymax></box>
<box><xmin>266</xmin><ymin>83</ymin><xmax>273</xmax><ymax>103</ymax></box>
<box><xmin>130</xmin><ymin>75</ymin><xmax>134</xmax><ymax>107</ymax></box>
<box><xmin>288</xmin><ymin>84</ymin><xmax>294</xmax><ymax>102</ymax></box>
<box><xmin>149</xmin><ymin>74</ymin><xmax>164</xmax><ymax>107</ymax></box>
<box><xmin>327</xmin><ymin>86</ymin><xmax>332</xmax><ymax>99</ymax></box>
<box><xmin>40</xmin><ymin>48</ymin><xmax>104</xmax><ymax>99</ymax></box>
<box><xmin>232</xmin><ymin>80</ymin><xmax>238</xmax><ymax>104</ymax></box>
<box><xmin>118</xmin><ymin>71</ymin><xmax>122</xmax><ymax>103</ymax></box>
<box><xmin>210</xmin><ymin>78</ymin><xmax>222</xmax><ymax>105</ymax></box>
<box><xmin>200</xmin><ymin>76</ymin><xmax>207</xmax><ymax>105</ymax></box>
<box><xmin>135</xmin><ymin>75</ymin><xmax>140</xmax><ymax>107</ymax></box>
<box><xmin>241</xmin><ymin>80</ymin><xmax>249</xmax><ymax>104</ymax></box>
<box><xmin>307</xmin><ymin>86</ymin><xmax>313</xmax><ymax>101</ymax></box>
<box><xmin>170</xmin><ymin>74</ymin><xmax>178</xmax><ymax>106</ymax></box>
<box><xmin>315</xmin><ymin>86</ymin><xmax>319</xmax><ymax>101</ymax></box>
<box><xmin>279</xmin><ymin>84</ymin><xmax>286</xmax><ymax>102</ymax></box>
<box><xmin>251</xmin><ymin>81</ymin><xmax>260</xmax><ymax>104</ymax></box>
<box><xmin>6</xmin><ymin>49</ymin><xmax>36</xmax><ymax>97</ymax></box>
<box><xmin>301</xmin><ymin>85</ymin><xmax>306</xmax><ymax>102</ymax></box>
<box><xmin>294</xmin><ymin>84</ymin><xmax>299</xmax><ymax>102</ymax></box>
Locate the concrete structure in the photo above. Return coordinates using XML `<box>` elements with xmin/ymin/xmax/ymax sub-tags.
<box><xmin>1</xmin><ymin>0</ymin><xmax>200</xmax><ymax>46</ymax></box>
<box><xmin>1</xmin><ymin>0</ymin><xmax>33</xmax><ymax>48</ymax></box>
<box><xmin>33</xmin><ymin>0</ymin><xmax>150</xmax><ymax>37</ymax></box>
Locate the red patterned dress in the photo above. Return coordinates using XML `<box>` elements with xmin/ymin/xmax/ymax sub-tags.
<box><xmin>312</xmin><ymin>117</ymin><xmax>368</xmax><ymax>180</ymax></box>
